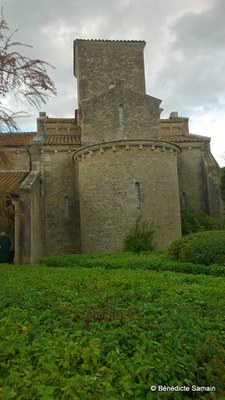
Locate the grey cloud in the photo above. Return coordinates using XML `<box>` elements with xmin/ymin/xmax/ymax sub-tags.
<box><xmin>170</xmin><ymin>0</ymin><xmax>225</xmax><ymax>54</ymax></box>
<box><xmin>1</xmin><ymin>0</ymin><xmax>225</xmax><ymax>162</ymax></box>
<box><xmin>153</xmin><ymin>0</ymin><xmax>225</xmax><ymax>117</ymax></box>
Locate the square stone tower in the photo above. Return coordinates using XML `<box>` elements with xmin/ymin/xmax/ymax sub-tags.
<box><xmin>74</xmin><ymin>39</ymin><xmax>146</xmax><ymax>104</ymax></box>
<box><xmin>73</xmin><ymin>40</ymin><xmax>162</xmax><ymax>145</ymax></box>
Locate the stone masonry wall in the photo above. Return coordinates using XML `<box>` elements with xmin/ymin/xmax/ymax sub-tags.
<box><xmin>74</xmin><ymin>40</ymin><xmax>146</xmax><ymax>103</ymax></box>
<box><xmin>42</xmin><ymin>149</ymin><xmax>80</xmax><ymax>256</ymax></box>
<box><xmin>30</xmin><ymin>172</ymin><xmax>43</xmax><ymax>263</ymax></box>
<box><xmin>19</xmin><ymin>171</ymin><xmax>42</xmax><ymax>264</ymax></box>
<box><xmin>81</xmin><ymin>89</ymin><xmax>162</xmax><ymax>146</ymax></box>
<box><xmin>177</xmin><ymin>147</ymin><xmax>209</xmax><ymax>213</ymax></box>
<box><xmin>202</xmin><ymin>152</ymin><xmax>223</xmax><ymax>221</ymax></box>
<box><xmin>0</xmin><ymin>148</ymin><xmax>30</xmax><ymax>171</ymax></box>
<box><xmin>75</xmin><ymin>142</ymin><xmax>181</xmax><ymax>252</ymax></box>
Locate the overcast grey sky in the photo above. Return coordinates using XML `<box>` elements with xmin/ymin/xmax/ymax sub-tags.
<box><xmin>2</xmin><ymin>0</ymin><xmax>225</xmax><ymax>165</ymax></box>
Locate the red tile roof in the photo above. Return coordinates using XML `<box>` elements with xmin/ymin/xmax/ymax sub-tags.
<box><xmin>0</xmin><ymin>133</ymin><xmax>37</xmax><ymax>146</ymax></box>
<box><xmin>0</xmin><ymin>172</ymin><xmax>27</xmax><ymax>192</ymax></box>
<box><xmin>44</xmin><ymin>135</ymin><xmax>81</xmax><ymax>145</ymax></box>
<box><xmin>162</xmin><ymin>134</ymin><xmax>210</xmax><ymax>143</ymax></box>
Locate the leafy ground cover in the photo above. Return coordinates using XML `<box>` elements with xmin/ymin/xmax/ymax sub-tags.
<box><xmin>0</xmin><ymin>259</ymin><xmax>225</xmax><ymax>399</ymax></box>
<box><xmin>38</xmin><ymin>252</ymin><xmax>225</xmax><ymax>277</ymax></box>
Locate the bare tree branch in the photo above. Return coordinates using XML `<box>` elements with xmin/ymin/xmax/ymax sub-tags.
<box><xmin>0</xmin><ymin>8</ymin><xmax>57</xmax><ymax>132</ymax></box>
<box><xmin>0</xmin><ymin>8</ymin><xmax>56</xmax><ymax>227</ymax></box>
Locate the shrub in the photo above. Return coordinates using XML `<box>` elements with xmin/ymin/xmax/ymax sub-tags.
<box><xmin>181</xmin><ymin>207</ymin><xmax>217</xmax><ymax>235</ymax></box>
<box><xmin>168</xmin><ymin>230</ymin><xmax>225</xmax><ymax>265</ymax></box>
<box><xmin>38</xmin><ymin>251</ymin><xmax>225</xmax><ymax>276</ymax></box>
<box><xmin>124</xmin><ymin>219</ymin><xmax>154</xmax><ymax>253</ymax></box>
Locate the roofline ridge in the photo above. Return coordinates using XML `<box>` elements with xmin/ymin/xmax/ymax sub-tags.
<box><xmin>0</xmin><ymin>132</ymin><xmax>37</xmax><ymax>135</ymax></box>
<box><xmin>75</xmin><ymin>38</ymin><xmax>146</xmax><ymax>44</ymax></box>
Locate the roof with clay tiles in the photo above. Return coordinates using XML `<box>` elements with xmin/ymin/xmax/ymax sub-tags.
<box><xmin>0</xmin><ymin>171</ymin><xmax>28</xmax><ymax>192</ymax></box>
<box><xmin>0</xmin><ymin>133</ymin><xmax>37</xmax><ymax>146</ymax></box>
<box><xmin>44</xmin><ymin>135</ymin><xmax>81</xmax><ymax>145</ymax></box>
<box><xmin>163</xmin><ymin>134</ymin><xmax>210</xmax><ymax>143</ymax></box>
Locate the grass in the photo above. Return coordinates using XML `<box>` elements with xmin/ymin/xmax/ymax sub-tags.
<box><xmin>0</xmin><ymin>252</ymin><xmax>225</xmax><ymax>399</ymax></box>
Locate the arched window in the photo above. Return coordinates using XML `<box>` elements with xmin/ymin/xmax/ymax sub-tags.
<box><xmin>182</xmin><ymin>192</ymin><xmax>187</xmax><ymax>208</ymax></box>
<box><xmin>64</xmin><ymin>196</ymin><xmax>69</xmax><ymax>218</ymax></box>
<box><xmin>109</xmin><ymin>82</ymin><xmax>115</xmax><ymax>89</ymax></box>
<box><xmin>135</xmin><ymin>182</ymin><xmax>141</xmax><ymax>209</ymax></box>
<box><xmin>118</xmin><ymin>105</ymin><xmax>125</xmax><ymax>137</ymax></box>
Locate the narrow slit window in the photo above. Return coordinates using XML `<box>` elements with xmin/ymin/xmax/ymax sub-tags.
<box><xmin>118</xmin><ymin>105</ymin><xmax>125</xmax><ymax>137</ymax></box>
<box><xmin>64</xmin><ymin>196</ymin><xmax>69</xmax><ymax>218</ymax></box>
<box><xmin>182</xmin><ymin>192</ymin><xmax>187</xmax><ymax>208</ymax></box>
<box><xmin>135</xmin><ymin>182</ymin><xmax>141</xmax><ymax>209</ymax></box>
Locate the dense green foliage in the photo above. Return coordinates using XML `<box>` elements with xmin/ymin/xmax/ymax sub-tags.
<box><xmin>181</xmin><ymin>208</ymin><xmax>216</xmax><ymax>235</ymax></box>
<box><xmin>0</xmin><ymin>262</ymin><xmax>224</xmax><ymax>399</ymax></box>
<box><xmin>124</xmin><ymin>220</ymin><xmax>155</xmax><ymax>252</ymax></box>
<box><xmin>168</xmin><ymin>230</ymin><xmax>225</xmax><ymax>265</ymax></box>
<box><xmin>39</xmin><ymin>252</ymin><xmax>225</xmax><ymax>277</ymax></box>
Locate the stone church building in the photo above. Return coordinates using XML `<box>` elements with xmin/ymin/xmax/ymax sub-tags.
<box><xmin>0</xmin><ymin>39</ymin><xmax>222</xmax><ymax>263</ymax></box>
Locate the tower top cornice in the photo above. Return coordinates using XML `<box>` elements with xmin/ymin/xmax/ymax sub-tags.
<box><xmin>74</xmin><ymin>39</ymin><xmax>146</xmax><ymax>45</ymax></box>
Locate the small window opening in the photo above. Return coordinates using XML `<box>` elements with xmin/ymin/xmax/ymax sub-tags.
<box><xmin>109</xmin><ymin>82</ymin><xmax>115</xmax><ymax>89</ymax></box>
<box><xmin>135</xmin><ymin>182</ymin><xmax>141</xmax><ymax>209</ymax></box>
<box><xmin>64</xmin><ymin>196</ymin><xmax>69</xmax><ymax>218</ymax></box>
<box><xmin>182</xmin><ymin>192</ymin><xmax>187</xmax><ymax>208</ymax></box>
<box><xmin>118</xmin><ymin>104</ymin><xmax>125</xmax><ymax>137</ymax></box>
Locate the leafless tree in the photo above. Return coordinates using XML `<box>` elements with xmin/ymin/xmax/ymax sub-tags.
<box><xmin>0</xmin><ymin>9</ymin><xmax>56</xmax><ymax>229</ymax></box>
<box><xmin>0</xmin><ymin>8</ymin><xmax>56</xmax><ymax>132</ymax></box>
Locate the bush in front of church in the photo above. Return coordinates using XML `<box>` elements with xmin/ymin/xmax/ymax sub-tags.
<box><xmin>168</xmin><ymin>230</ymin><xmax>225</xmax><ymax>265</ymax></box>
<box><xmin>124</xmin><ymin>219</ymin><xmax>155</xmax><ymax>253</ymax></box>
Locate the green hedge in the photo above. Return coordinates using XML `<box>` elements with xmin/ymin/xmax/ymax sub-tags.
<box><xmin>38</xmin><ymin>251</ymin><xmax>225</xmax><ymax>277</ymax></box>
<box><xmin>168</xmin><ymin>230</ymin><xmax>225</xmax><ymax>265</ymax></box>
